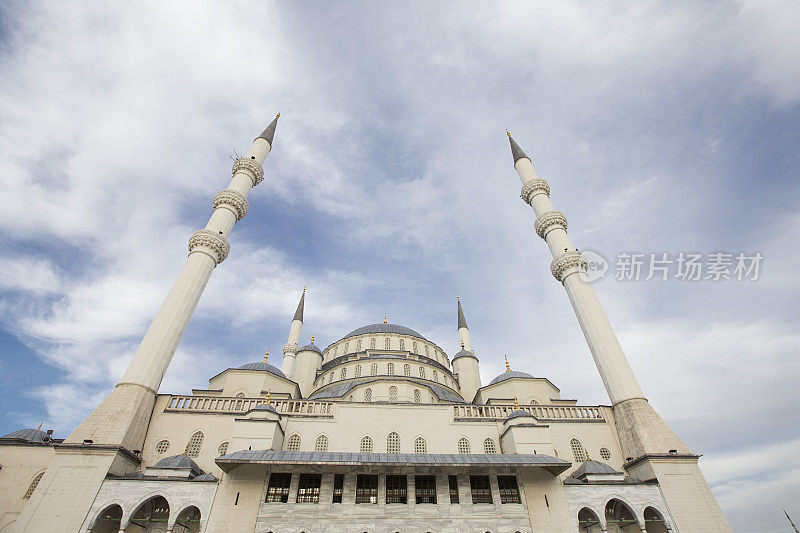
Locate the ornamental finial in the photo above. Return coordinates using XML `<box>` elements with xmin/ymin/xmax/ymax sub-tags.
<box><xmin>310</xmin><ymin>334</ymin><xmax>315</xmax><ymax>344</ymax></box>
<box><xmin>263</xmin><ymin>389</ymin><xmax>271</xmax><ymax>404</ymax></box>
<box><xmin>37</xmin><ymin>420</ymin><xmax>43</xmax><ymax>430</ymax></box>
<box><xmin>505</xmin><ymin>355</ymin><xmax>511</xmax><ymax>372</ymax></box>
<box><xmin>460</xmin><ymin>339</ymin><xmax>465</xmax><ymax>350</ymax></box>
<box><xmin>514</xmin><ymin>397</ymin><xmax>519</xmax><ymax>410</ymax></box>
<box><xmin>263</xmin><ymin>347</ymin><xmax>269</xmax><ymax>362</ymax></box>
<box><xmin>384</xmin><ymin>315</ymin><xmax>388</xmax><ymax>324</ymax></box>
<box><xmin>506</xmin><ymin>129</ymin><xmax>511</xmax><ymax>137</ymax></box>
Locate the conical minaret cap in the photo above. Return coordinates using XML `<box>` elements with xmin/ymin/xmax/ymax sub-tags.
<box><xmin>257</xmin><ymin>113</ymin><xmax>280</xmax><ymax>144</ymax></box>
<box><xmin>507</xmin><ymin>131</ymin><xmax>529</xmax><ymax>164</ymax></box>
<box><xmin>293</xmin><ymin>287</ymin><xmax>305</xmax><ymax>322</ymax></box>
<box><xmin>457</xmin><ymin>296</ymin><xmax>468</xmax><ymax>329</ymax></box>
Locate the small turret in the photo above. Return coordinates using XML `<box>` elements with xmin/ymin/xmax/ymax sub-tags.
<box><xmin>452</xmin><ymin>296</ymin><xmax>481</xmax><ymax>403</ymax></box>
<box><xmin>281</xmin><ymin>287</ymin><xmax>305</xmax><ymax>377</ymax></box>
<box><xmin>293</xmin><ymin>334</ymin><xmax>323</xmax><ymax>398</ymax></box>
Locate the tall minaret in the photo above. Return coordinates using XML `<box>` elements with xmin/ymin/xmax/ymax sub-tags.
<box><xmin>507</xmin><ymin>132</ymin><xmax>731</xmax><ymax>532</ymax></box>
<box><xmin>457</xmin><ymin>294</ymin><xmax>471</xmax><ymax>350</ymax></box>
<box><xmin>16</xmin><ymin>117</ymin><xmax>282</xmax><ymax>533</ymax></box>
<box><xmin>282</xmin><ymin>287</ymin><xmax>305</xmax><ymax>377</ymax></box>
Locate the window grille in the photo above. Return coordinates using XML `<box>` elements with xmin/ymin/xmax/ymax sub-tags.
<box><xmin>314</xmin><ymin>435</ymin><xmax>329</xmax><ymax>452</ymax></box>
<box><xmin>384</xmin><ymin>337</ymin><xmax>390</xmax><ymax>349</ymax></box>
<box><xmin>469</xmin><ymin>476</ymin><xmax>492</xmax><ymax>504</ymax></box>
<box><xmin>458</xmin><ymin>437</ymin><xmax>471</xmax><ymax>454</ymax></box>
<box><xmin>424</xmin><ymin>345</ymin><xmax>430</xmax><ymax>356</ymax></box>
<box><xmin>448</xmin><ymin>475</ymin><xmax>459</xmax><ymax>503</ymax></box>
<box><xmin>389</xmin><ymin>386</ymin><xmax>398</xmax><ymax>402</ymax></box>
<box><xmin>387</xmin><ymin>362</ymin><xmax>394</xmax><ymax>375</ymax></box>
<box><xmin>332</xmin><ymin>474</ymin><xmax>344</xmax><ymax>503</ymax></box>
<box><xmin>265</xmin><ymin>473</ymin><xmax>291</xmax><ymax>503</ymax></box>
<box><xmin>419</xmin><ymin>367</ymin><xmax>426</xmax><ymax>379</ymax></box>
<box><xmin>344</xmin><ymin>342</ymin><xmax>349</xmax><ymax>353</ymax></box>
<box><xmin>286</xmin><ymin>434</ymin><xmax>301</xmax><ymax>451</ymax></box>
<box><xmin>414</xmin><ymin>389</ymin><xmax>421</xmax><ymax>403</ymax></box>
<box><xmin>432</xmin><ymin>370</ymin><xmax>438</xmax><ymax>382</ymax></box>
<box><xmin>355</xmin><ymin>364</ymin><xmax>362</xmax><ymax>377</ymax></box>
<box><xmin>404</xmin><ymin>364</ymin><xmax>411</xmax><ymax>376</ymax></box>
<box><xmin>371</xmin><ymin>363</ymin><xmax>378</xmax><ymax>375</ymax></box>
<box><xmin>414</xmin><ymin>436</ymin><xmax>427</xmax><ymax>454</ymax></box>
<box><xmin>23</xmin><ymin>472</ymin><xmax>44</xmax><ymax>499</ymax></box>
<box><xmin>184</xmin><ymin>431</ymin><xmax>204</xmax><ymax>457</ymax></box>
<box><xmin>412</xmin><ymin>341</ymin><xmax>418</xmax><ymax>353</ymax></box>
<box><xmin>360</xmin><ymin>436</ymin><xmax>373</xmax><ymax>453</ymax></box>
<box><xmin>365</xmin><ymin>388</ymin><xmax>372</xmax><ymax>402</ymax></box>
<box><xmin>415</xmin><ymin>475</ymin><xmax>436</xmax><ymax>504</ymax></box>
<box><xmin>370</xmin><ymin>337</ymin><xmax>376</xmax><ymax>349</ymax></box>
<box><xmin>386</xmin><ymin>475</ymin><xmax>407</xmax><ymax>504</ymax></box>
<box><xmin>483</xmin><ymin>438</ymin><xmax>497</xmax><ymax>454</ymax></box>
<box><xmin>387</xmin><ymin>431</ymin><xmax>400</xmax><ymax>453</ymax></box>
<box><xmin>356</xmin><ymin>340</ymin><xmax>362</xmax><ymax>351</ymax></box>
<box><xmin>296</xmin><ymin>473</ymin><xmax>322</xmax><ymax>503</ymax></box>
<box><xmin>399</xmin><ymin>339</ymin><xmax>405</xmax><ymax>351</ymax></box>
<box><xmin>341</xmin><ymin>367</ymin><xmax>347</xmax><ymax>379</ymax></box>
<box><xmin>600</xmin><ymin>447</ymin><xmax>612</xmax><ymax>460</ymax></box>
<box><xmin>155</xmin><ymin>439</ymin><xmax>170</xmax><ymax>454</ymax></box>
<box><xmin>355</xmin><ymin>475</ymin><xmax>378</xmax><ymax>504</ymax></box>
<box><xmin>498</xmin><ymin>476</ymin><xmax>521</xmax><ymax>504</ymax></box>
<box><xmin>329</xmin><ymin>372</ymin><xmax>333</xmax><ymax>383</ymax></box>
<box><xmin>334</xmin><ymin>346</ymin><xmax>338</xmax><ymax>356</ymax></box>
<box><xmin>236</xmin><ymin>392</ymin><xmax>245</xmax><ymax>398</ymax></box>
<box><xmin>570</xmin><ymin>438</ymin><xmax>587</xmax><ymax>462</ymax></box>
<box><xmin>529</xmin><ymin>398</ymin><xmax>539</xmax><ymax>405</ymax></box>
<box><xmin>218</xmin><ymin>441</ymin><xmax>229</xmax><ymax>455</ymax></box>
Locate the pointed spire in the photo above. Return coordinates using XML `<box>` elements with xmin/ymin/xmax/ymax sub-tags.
<box><xmin>457</xmin><ymin>294</ymin><xmax>468</xmax><ymax>329</ymax></box>
<box><xmin>505</xmin><ymin>355</ymin><xmax>511</xmax><ymax>372</ymax></box>
<box><xmin>507</xmin><ymin>131</ymin><xmax>529</xmax><ymax>164</ymax></box>
<box><xmin>293</xmin><ymin>286</ymin><xmax>305</xmax><ymax>322</ymax></box>
<box><xmin>257</xmin><ymin>113</ymin><xmax>280</xmax><ymax>145</ymax></box>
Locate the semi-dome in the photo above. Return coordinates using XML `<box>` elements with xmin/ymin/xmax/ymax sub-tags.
<box><xmin>298</xmin><ymin>343</ymin><xmax>322</xmax><ymax>354</ymax></box>
<box><xmin>236</xmin><ymin>361</ymin><xmax>287</xmax><ymax>378</ymax></box>
<box><xmin>152</xmin><ymin>455</ymin><xmax>203</xmax><ymax>475</ymax></box>
<box><xmin>250</xmin><ymin>403</ymin><xmax>279</xmax><ymax>414</ymax></box>
<box><xmin>452</xmin><ymin>349</ymin><xmax>478</xmax><ymax>361</ymax></box>
<box><xmin>337</xmin><ymin>323</ymin><xmax>428</xmax><ymax>343</ymax></box>
<box><xmin>488</xmin><ymin>370</ymin><xmax>535</xmax><ymax>385</ymax></box>
<box><xmin>507</xmin><ymin>409</ymin><xmax>535</xmax><ymax>419</ymax></box>
<box><xmin>1</xmin><ymin>428</ymin><xmax>49</xmax><ymax>443</ymax></box>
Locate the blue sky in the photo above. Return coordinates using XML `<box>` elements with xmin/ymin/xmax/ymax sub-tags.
<box><xmin>1</xmin><ymin>1</ymin><xmax>799</xmax><ymax>530</ymax></box>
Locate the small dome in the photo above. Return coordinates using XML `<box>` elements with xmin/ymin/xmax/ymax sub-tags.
<box><xmin>337</xmin><ymin>323</ymin><xmax>428</xmax><ymax>343</ymax></box>
<box><xmin>236</xmin><ymin>361</ymin><xmax>287</xmax><ymax>378</ymax></box>
<box><xmin>152</xmin><ymin>455</ymin><xmax>203</xmax><ymax>475</ymax></box>
<box><xmin>571</xmin><ymin>459</ymin><xmax>622</xmax><ymax>479</ymax></box>
<box><xmin>489</xmin><ymin>370</ymin><xmax>535</xmax><ymax>385</ymax></box>
<box><xmin>298</xmin><ymin>343</ymin><xmax>322</xmax><ymax>354</ymax></box>
<box><xmin>193</xmin><ymin>473</ymin><xmax>218</xmax><ymax>481</ymax></box>
<box><xmin>250</xmin><ymin>403</ymin><xmax>278</xmax><ymax>414</ymax></box>
<box><xmin>1</xmin><ymin>428</ymin><xmax>49</xmax><ymax>443</ymax></box>
<box><xmin>507</xmin><ymin>409</ymin><xmax>535</xmax><ymax>419</ymax></box>
<box><xmin>452</xmin><ymin>349</ymin><xmax>478</xmax><ymax>362</ymax></box>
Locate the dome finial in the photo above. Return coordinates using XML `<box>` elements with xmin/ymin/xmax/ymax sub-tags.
<box><xmin>460</xmin><ymin>339</ymin><xmax>465</xmax><ymax>350</ymax></box>
<box><xmin>37</xmin><ymin>420</ymin><xmax>43</xmax><ymax>430</ymax></box>
<box><xmin>514</xmin><ymin>397</ymin><xmax>519</xmax><ymax>410</ymax></box>
<box><xmin>310</xmin><ymin>334</ymin><xmax>315</xmax><ymax>344</ymax></box>
<box><xmin>263</xmin><ymin>389</ymin><xmax>271</xmax><ymax>404</ymax></box>
<box><xmin>505</xmin><ymin>354</ymin><xmax>511</xmax><ymax>372</ymax></box>
<box><xmin>263</xmin><ymin>347</ymin><xmax>269</xmax><ymax>362</ymax></box>
<box><xmin>384</xmin><ymin>315</ymin><xmax>388</xmax><ymax>324</ymax></box>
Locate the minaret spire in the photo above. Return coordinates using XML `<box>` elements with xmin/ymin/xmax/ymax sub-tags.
<box><xmin>507</xmin><ymin>130</ymin><xmax>530</xmax><ymax>165</ymax></box>
<box><xmin>257</xmin><ymin>113</ymin><xmax>280</xmax><ymax>145</ymax></box>
<box><xmin>282</xmin><ymin>287</ymin><xmax>306</xmax><ymax>377</ymax></box>
<box><xmin>457</xmin><ymin>294</ymin><xmax>472</xmax><ymax>350</ymax></box>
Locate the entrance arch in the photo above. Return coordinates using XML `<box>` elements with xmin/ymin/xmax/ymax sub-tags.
<box><xmin>172</xmin><ymin>505</ymin><xmax>201</xmax><ymax>532</ymax></box>
<box><xmin>126</xmin><ymin>495</ymin><xmax>170</xmax><ymax>532</ymax></box>
<box><xmin>644</xmin><ymin>506</ymin><xmax>670</xmax><ymax>532</ymax></box>
<box><xmin>605</xmin><ymin>498</ymin><xmax>640</xmax><ymax>532</ymax></box>
<box><xmin>578</xmin><ymin>506</ymin><xmax>603</xmax><ymax>532</ymax></box>
<box><xmin>90</xmin><ymin>504</ymin><xmax>122</xmax><ymax>533</ymax></box>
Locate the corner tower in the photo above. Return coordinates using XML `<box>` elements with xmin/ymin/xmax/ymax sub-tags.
<box><xmin>507</xmin><ymin>131</ymin><xmax>730</xmax><ymax>532</ymax></box>
<box><xmin>16</xmin><ymin>116</ymin><xmax>281</xmax><ymax>533</ymax></box>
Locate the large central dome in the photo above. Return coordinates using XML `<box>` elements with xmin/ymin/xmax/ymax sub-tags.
<box><xmin>337</xmin><ymin>323</ymin><xmax>428</xmax><ymax>343</ymax></box>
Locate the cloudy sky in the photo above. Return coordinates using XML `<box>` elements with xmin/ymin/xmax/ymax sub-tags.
<box><xmin>1</xmin><ymin>0</ymin><xmax>798</xmax><ymax>530</ymax></box>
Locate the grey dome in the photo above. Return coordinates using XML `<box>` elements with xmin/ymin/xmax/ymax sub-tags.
<box><xmin>298</xmin><ymin>343</ymin><xmax>322</xmax><ymax>354</ymax></box>
<box><xmin>452</xmin><ymin>349</ymin><xmax>478</xmax><ymax>362</ymax></box>
<box><xmin>237</xmin><ymin>361</ymin><xmax>287</xmax><ymax>378</ymax></box>
<box><xmin>153</xmin><ymin>455</ymin><xmax>203</xmax><ymax>475</ymax></box>
<box><xmin>489</xmin><ymin>370</ymin><xmax>535</xmax><ymax>385</ymax></box>
<box><xmin>507</xmin><ymin>409</ymin><xmax>535</xmax><ymax>419</ymax></box>
<box><xmin>1</xmin><ymin>428</ymin><xmax>49</xmax><ymax>443</ymax></box>
<box><xmin>338</xmin><ymin>323</ymin><xmax>428</xmax><ymax>343</ymax></box>
<box><xmin>250</xmin><ymin>403</ymin><xmax>279</xmax><ymax>414</ymax></box>
<box><xmin>571</xmin><ymin>459</ymin><xmax>622</xmax><ymax>479</ymax></box>
<box><xmin>193</xmin><ymin>473</ymin><xmax>218</xmax><ymax>481</ymax></box>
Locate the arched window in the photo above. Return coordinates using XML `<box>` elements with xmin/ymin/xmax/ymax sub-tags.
<box><xmin>341</xmin><ymin>367</ymin><xmax>347</xmax><ymax>379</ymax></box>
<box><xmin>414</xmin><ymin>389</ymin><xmax>421</xmax><ymax>403</ymax></box>
<box><xmin>315</xmin><ymin>435</ymin><xmax>329</xmax><ymax>452</ymax></box>
<box><xmin>334</xmin><ymin>345</ymin><xmax>338</xmax><ymax>356</ymax></box>
<box><xmin>528</xmin><ymin>398</ymin><xmax>539</xmax><ymax>405</ymax></box>
<box><xmin>356</xmin><ymin>340</ymin><xmax>362</xmax><ymax>351</ymax></box>
<box><xmin>155</xmin><ymin>439</ymin><xmax>170</xmax><ymax>454</ymax></box>
<box><xmin>384</xmin><ymin>337</ymin><xmax>391</xmax><ymax>349</ymax></box>
<box><xmin>424</xmin><ymin>345</ymin><xmax>430</xmax><ymax>356</ymax></box>
<box><xmin>387</xmin><ymin>431</ymin><xmax>400</xmax><ymax>453</ymax></box>
<box><xmin>236</xmin><ymin>392</ymin><xmax>245</xmax><ymax>398</ymax></box>
<box><xmin>344</xmin><ymin>342</ymin><xmax>349</xmax><ymax>353</ymax></box>
<box><xmin>404</xmin><ymin>364</ymin><xmax>411</xmax><ymax>376</ymax></box>
<box><xmin>23</xmin><ymin>472</ymin><xmax>44</xmax><ymax>499</ymax></box>
<box><xmin>387</xmin><ymin>362</ymin><xmax>394</xmax><ymax>375</ymax></box>
<box><xmin>370</xmin><ymin>337</ymin><xmax>376</xmax><ymax>349</ymax></box>
<box><xmin>432</xmin><ymin>370</ymin><xmax>438</xmax><ymax>382</ymax></box>
<box><xmin>399</xmin><ymin>339</ymin><xmax>405</xmax><ymax>351</ymax></box>
<box><xmin>412</xmin><ymin>341</ymin><xmax>418</xmax><ymax>353</ymax></box>
<box><xmin>329</xmin><ymin>372</ymin><xmax>334</xmax><ymax>383</ymax></box>
<box><xmin>419</xmin><ymin>367</ymin><xmax>426</xmax><ymax>379</ymax></box>
<box><xmin>185</xmin><ymin>431</ymin><xmax>204</xmax><ymax>457</ymax></box>
<box><xmin>570</xmin><ymin>438</ymin><xmax>587</xmax><ymax>462</ymax></box>
<box><xmin>600</xmin><ymin>446</ymin><xmax>612</xmax><ymax>460</ymax></box>
<box><xmin>287</xmin><ymin>434</ymin><xmax>301</xmax><ymax>451</ymax></box>
<box><xmin>355</xmin><ymin>364</ymin><xmax>362</xmax><ymax>377</ymax></box>
<box><xmin>458</xmin><ymin>437</ymin><xmax>471</xmax><ymax>454</ymax></box>
<box><xmin>389</xmin><ymin>386</ymin><xmax>398</xmax><ymax>402</ymax></box>
<box><xmin>483</xmin><ymin>438</ymin><xmax>496</xmax><ymax>454</ymax></box>
<box><xmin>365</xmin><ymin>388</ymin><xmax>372</xmax><ymax>402</ymax></box>
<box><xmin>414</xmin><ymin>437</ymin><xmax>427</xmax><ymax>454</ymax></box>
<box><xmin>218</xmin><ymin>441</ymin><xmax>230</xmax><ymax>455</ymax></box>
<box><xmin>360</xmin><ymin>436</ymin><xmax>373</xmax><ymax>453</ymax></box>
<box><xmin>370</xmin><ymin>362</ymin><xmax>378</xmax><ymax>376</ymax></box>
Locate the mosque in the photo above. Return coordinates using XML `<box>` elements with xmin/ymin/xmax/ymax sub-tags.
<box><xmin>0</xmin><ymin>116</ymin><xmax>731</xmax><ymax>532</ymax></box>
